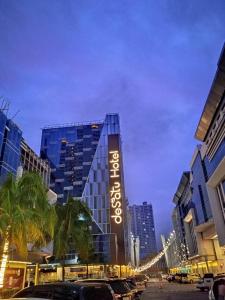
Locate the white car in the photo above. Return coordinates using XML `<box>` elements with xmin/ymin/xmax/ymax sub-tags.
<box><xmin>209</xmin><ymin>276</ymin><xmax>225</xmax><ymax>300</ymax></box>
<box><xmin>161</xmin><ymin>274</ymin><xmax>168</xmax><ymax>280</ymax></box>
<box><xmin>196</xmin><ymin>273</ymin><xmax>214</xmax><ymax>291</ymax></box>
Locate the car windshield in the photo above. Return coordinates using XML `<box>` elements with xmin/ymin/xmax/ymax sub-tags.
<box><xmin>134</xmin><ymin>275</ymin><xmax>146</xmax><ymax>282</ymax></box>
<box><xmin>12</xmin><ymin>287</ymin><xmax>34</xmax><ymax>298</ymax></box>
<box><xmin>126</xmin><ymin>281</ymin><xmax>136</xmax><ymax>289</ymax></box>
<box><xmin>109</xmin><ymin>280</ymin><xmax>130</xmax><ymax>294</ymax></box>
<box><xmin>215</xmin><ymin>275</ymin><xmax>225</xmax><ymax>280</ymax></box>
<box><xmin>13</xmin><ymin>284</ymin><xmax>79</xmax><ymax>300</ymax></box>
<box><xmin>204</xmin><ymin>273</ymin><xmax>214</xmax><ymax>278</ymax></box>
<box><xmin>13</xmin><ymin>285</ymin><xmax>53</xmax><ymax>299</ymax></box>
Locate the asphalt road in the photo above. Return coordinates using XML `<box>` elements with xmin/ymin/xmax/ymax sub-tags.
<box><xmin>141</xmin><ymin>281</ymin><xmax>209</xmax><ymax>300</ymax></box>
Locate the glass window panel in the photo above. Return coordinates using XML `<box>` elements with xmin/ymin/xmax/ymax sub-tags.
<box><xmin>94</xmin><ymin>196</ymin><xmax>97</xmax><ymax>209</ymax></box>
<box><xmin>98</xmin><ymin>209</ymin><xmax>102</xmax><ymax>223</ymax></box>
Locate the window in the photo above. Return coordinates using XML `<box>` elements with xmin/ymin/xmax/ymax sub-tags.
<box><xmin>98</xmin><ymin>183</ymin><xmax>101</xmax><ymax>194</ymax></box>
<box><xmin>101</xmin><ymin>170</ymin><xmax>105</xmax><ymax>181</ymax></box>
<box><xmin>98</xmin><ymin>209</ymin><xmax>102</xmax><ymax>223</ymax></box>
<box><xmin>82</xmin><ymin>286</ymin><xmax>113</xmax><ymax>300</ymax></box>
<box><xmin>13</xmin><ymin>287</ymin><xmax>34</xmax><ymax>298</ymax></box>
<box><xmin>109</xmin><ymin>281</ymin><xmax>130</xmax><ymax>294</ymax></box>
<box><xmin>222</xmin><ymin>180</ymin><xmax>225</xmax><ymax>194</ymax></box>
<box><xmin>217</xmin><ymin>180</ymin><xmax>225</xmax><ymax>220</ymax></box>
<box><xmin>90</xmin><ymin>183</ymin><xmax>93</xmax><ymax>195</ymax></box>
<box><xmin>77</xmin><ymin>129</ymin><xmax>83</xmax><ymax>139</ymax></box>
<box><xmin>94</xmin><ymin>170</ymin><xmax>97</xmax><ymax>181</ymax></box>
<box><xmin>53</xmin><ymin>285</ymin><xmax>78</xmax><ymax>300</ymax></box>
<box><xmin>94</xmin><ymin>196</ymin><xmax>97</xmax><ymax>209</ymax></box>
<box><xmin>102</xmin><ymin>195</ymin><xmax>105</xmax><ymax>209</ymax></box>
<box><xmin>33</xmin><ymin>287</ymin><xmax>52</xmax><ymax>299</ymax></box>
<box><xmin>14</xmin><ymin>285</ymin><xmax>54</xmax><ymax>299</ymax></box>
<box><xmin>198</xmin><ymin>185</ymin><xmax>208</xmax><ymax>221</ymax></box>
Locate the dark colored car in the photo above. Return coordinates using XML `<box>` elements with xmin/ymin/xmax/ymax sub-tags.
<box><xmin>11</xmin><ymin>281</ymin><xmax>114</xmax><ymax>300</ymax></box>
<box><xmin>167</xmin><ymin>274</ymin><xmax>175</xmax><ymax>282</ymax></box>
<box><xmin>125</xmin><ymin>279</ymin><xmax>142</xmax><ymax>300</ymax></box>
<box><xmin>76</xmin><ymin>279</ymin><xmax>132</xmax><ymax>300</ymax></box>
<box><xmin>134</xmin><ymin>275</ymin><xmax>148</xmax><ymax>289</ymax></box>
<box><xmin>128</xmin><ymin>276</ymin><xmax>146</xmax><ymax>292</ymax></box>
<box><xmin>209</xmin><ymin>277</ymin><xmax>225</xmax><ymax>300</ymax></box>
<box><xmin>174</xmin><ymin>273</ymin><xmax>188</xmax><ymax>283</ymax></box>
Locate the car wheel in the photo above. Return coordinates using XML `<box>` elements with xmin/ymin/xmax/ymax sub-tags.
<box><xmin>200</xmin><ymin>288</ymin><xmax>204</xmax><ymax>292</ymax></box>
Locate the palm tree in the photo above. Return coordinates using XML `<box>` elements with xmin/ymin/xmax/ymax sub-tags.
<box><xmin>0</xmin><ymin>172</ymin><xmax>57</xmax><ymax>289</ymax></box>
<box><xmin>77</xmin><ymin>228</ymin><xmax>95</xmax><ymax>279</ymax></box>
<box><xmin>54</xmin><ymin>197</ymin><xmax>93</xmax><ymax>280</ymax></box>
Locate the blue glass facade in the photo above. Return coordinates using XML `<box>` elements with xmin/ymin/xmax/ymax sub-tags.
<box><xmin>129</xmin><ymin>202</ymin><xmax>157</xmax><ymax>260</ymax></box>
<box><xmin>191</xmin><ymin>148</ymin><xmax>212</xmax><ymax>225</ymax></box>
<box><xmin>41</xmin><ymin>123</ymin><xmax>103</xmax><ymax>203</ymax></box>
<box><xmin>0</xmin><ymin>110</ymin><xmax>22</xmax><ymax>183</ymax></box>
<box><xmin>204</xmin><ymin>139</ymin><xmax>225</xmax><ymax>178</ymax></box>
<box><xmin>193</xmin><ymin>45</ymin><xmax>225</xmax><ymax>253</ymax></box>
<box><xmin>41</xmin><ymin>114</ymin><xmax>128</xmax><ymax>264</ymax></box>
<box><xmin>92</xmin><ymin>234</ymin><xmax>111</xmax><ymax>263</ymax></box>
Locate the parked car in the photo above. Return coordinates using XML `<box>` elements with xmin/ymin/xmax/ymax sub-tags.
<box><xmin>133</xmin><ymin>274</ymin><xmax>148</xmax><ymax>289</ymax></box>
<box><xmin>167</xmin><ymin>274</ymin><xmax>175</xmax><ymax>282</ymax></box>
<box><xmin>161</xmin><ymin>274</ymin><xmax>168</xmax><ymax>280</ymax></box>
<box><xmin>125</xmin><ymin>278</ymin><xmax>142</xmax><ymax>300</ymax></box>
<box><xmin>196</xmin><ymin>273</ymin><xmax>214</xmax><ymax>291</ymax></box>
<box><xmin>174</xmin><ymin>273</ymin><xmax>186</xmax><ymax>283</ymax></box>
<box><xmin>215</xmin><ymin>273</ymin><xmax>225</xmax><ymax>279</ymax></box>
<box><xmin>126</xmin><ymin>276</ymin><xmax>146</xmax><ymax>293</ymax></box>
<box><xmin>209</xmin><ymin>276</ymin><xmax>225</xmax><ymax>300</ymax></box>
<box><xmin>76</xmin><ymin>278</ymin><xmax>133</xmax><ymax>300</ymax></box>
<box><xmin>174</xmin><ymin>273</ymin><xmax>182</xmax><ymax>283</ymax></box>
<box><xmin>173</xmin><ymin>273</ymin><xmax>200</xmax><ymax>284</ymax></box>
<box><xmin>182</xmin><ymin>273</ymin><xmax>201</xmax><ymax>284</ymax></box>
<box><xmin>9</xmin><ymin>281</ymin><xmax>115</xmax><ymax>300</ymax></box>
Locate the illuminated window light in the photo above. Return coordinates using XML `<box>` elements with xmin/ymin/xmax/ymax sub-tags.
<box><xmin>0</xmin><ymin>239</ymin><xmax>9</xmax><ymax>288</ymax></box>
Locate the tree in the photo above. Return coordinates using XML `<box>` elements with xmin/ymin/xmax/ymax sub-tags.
<box><xmin>0</xmin><ymin>172</ymin><xmax>57</xmax><ymax>289</ymax></box>
<box><xmin>54</xmin><ymin>197</ymin><xmax>93</xmax><ymax>280</ymax></box>
<box><xmin>77</xmin><ymin>225</ymin><xmax>95</xmax><ymax>278</ymax></box>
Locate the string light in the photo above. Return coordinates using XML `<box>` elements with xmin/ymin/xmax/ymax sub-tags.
<box><xmin>135</xmin><ymin>231</ymin><xmax>175</xmax><ymax>272</ymax></box>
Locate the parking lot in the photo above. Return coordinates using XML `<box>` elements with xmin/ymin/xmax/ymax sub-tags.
<box><xmin>142</xmin><ymin>281</ymin><xmax>209</xmax><ymax>300</ymax></box>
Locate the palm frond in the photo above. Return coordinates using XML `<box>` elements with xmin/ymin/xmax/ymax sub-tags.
<box><xmin>0</xmin><ymin>172</ymin><xmax>57</xmax><ymax>258</ymax></box>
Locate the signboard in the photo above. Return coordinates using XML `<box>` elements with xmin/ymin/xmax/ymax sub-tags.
<box><xmin>108</xmin><ymin>134</ymin><xmax>126</xmax><ymax>264</ymax></box>
<box><xmin>4</xmin><ymin>267</ymin><xmax>24</xmax><ymax>289</ymax></box>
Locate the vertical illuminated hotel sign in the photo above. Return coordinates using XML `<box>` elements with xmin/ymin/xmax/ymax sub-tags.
<box><xmin>108</xmin><ymin>134</ymin><xmax>125</xmax><ymax>264</ymax></box>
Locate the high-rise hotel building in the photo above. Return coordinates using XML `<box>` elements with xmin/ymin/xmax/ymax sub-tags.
<box><xmin>129</xmin><ymin>202</ymin><xmax>157</xmax><ymax>260</ymax></box>
<box><xmin>40</xmin><ymin>114</ymin><xmax>128</xmax><ymax>264</ymax></box>
<box><xmin>0</xmin><ymin>110</ymin><xmax>22</xmax><ymax>184</ymax></box>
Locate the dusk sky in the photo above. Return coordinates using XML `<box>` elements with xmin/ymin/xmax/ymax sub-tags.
<box><xmin>0</xmin><ymin>0</ymin><xmax>225</xmax><ymax>246</ymax></box>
